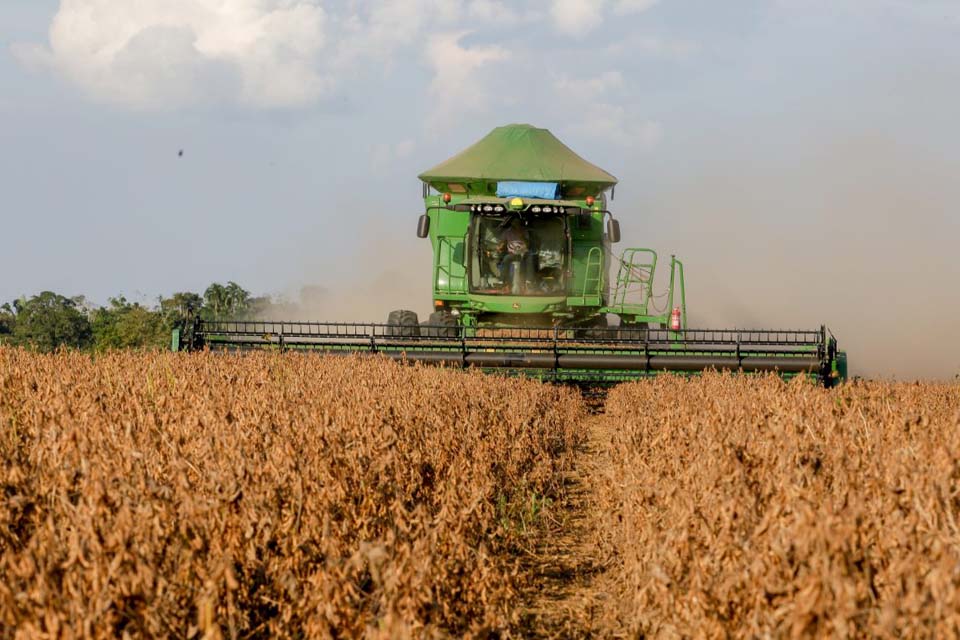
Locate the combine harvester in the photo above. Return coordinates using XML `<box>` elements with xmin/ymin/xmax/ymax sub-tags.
<box><xmin>174</xmin><ymin>124</ymin><xmax>847</xmax><ymax>386</ymax></box>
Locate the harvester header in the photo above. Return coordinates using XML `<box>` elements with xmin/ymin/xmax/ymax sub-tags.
<box><xmin>175</xmin><ymin>124</ymin><xmax>848</xmax><ymax>386</ymax></box>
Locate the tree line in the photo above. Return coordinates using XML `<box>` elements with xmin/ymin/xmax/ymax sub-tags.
<box><xmin>0</xmin><ymin>282</ymin><xmax>284</xmax><ymax>352</ymax></box>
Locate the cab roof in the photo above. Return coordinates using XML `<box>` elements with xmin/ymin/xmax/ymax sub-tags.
<box><xmin>418</xmin><ymin>124</ymin><xmax>618</xmax><ymax>193</ymax></box>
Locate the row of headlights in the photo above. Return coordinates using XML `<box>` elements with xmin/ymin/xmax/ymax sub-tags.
<box><xmin>467</xmin><ymin>204</ymin><xmax>569</xmax><ymax>214</ymax></box>
<box><xmin>530</xmin><ymin>205</ymin><xmax>567</xmax><ymax>213</ymax></box>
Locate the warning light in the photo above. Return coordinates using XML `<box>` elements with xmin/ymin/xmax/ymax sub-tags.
<box><xmin>442</xmin><ymin>193</ymin><xmax>452</xmax><ymax>203</ymax></box>
<box><xmin>585</xmin><ymin>195</ymin><xmax>595</xmax><ymax>207</ymax></box>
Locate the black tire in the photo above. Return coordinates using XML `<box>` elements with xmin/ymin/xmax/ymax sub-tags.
<box><xmin>574</xmin><ymin>317</ymin><xmax>612</xmax><ymax>341</ymax></box>
<box><xmin>421</xmin><ymin>311</ymin><xmax>459</xmax><ymax>338</ymax></box>
<box><xmin>386</xmin><ymin>309</ymin><xmax>420</xmax><ymax>337</ymax></box>
<box><xmin>618</xmin><ymin>321</ymin><xmax>649</xmax><ymax>342</ymax></box>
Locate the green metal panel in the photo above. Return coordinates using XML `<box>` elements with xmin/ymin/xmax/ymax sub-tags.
<box><xmin>435</xmin><ymin>207</ymin><xmax>468</xmax><ymax>236</ymax></box>
<box><xmin>427</xmin><ymin>198</ymin><xmax>470</xmax><ymax>298</ymax></box>
<box><xmin>171</xmin><ymin>327</ymin><xmax>181</xmax><ymax>352</ymax></box>
<box><xmin>569</xmin><ymin>211</ymin><xmax>604</xmax><ymax>242</ymax></box>
<box><xmin>465</xmin><ymin>294</ymin><xmax>566</xmax><ymax>315</ymax></box>
<box><xmin>435</xmin><ymin>237</ymin><xmax>467</xmax><ymax>295</ymax></box>
<box><xmin>419</xmin><ymin>124</ymin><xmax>618</xmax><ymax>192</ymax></box>
<box><xmin>835</xmin><ymin>351</ymin><xmax>849</xmax><ymax>382</ymax></box>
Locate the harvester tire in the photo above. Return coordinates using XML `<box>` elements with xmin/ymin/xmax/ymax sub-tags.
<box><xmin>618</xmin><ymin>322</ymin><xmax>649</xmax><ymax>341</ymax></box>
<box><xmin>422</xmin><ymin>311</ymin><xmax>459</xmax><ymax>338</ymax></box>
<box><xmin>386</xmin><ymin>310</ymin><xmax>421</xmax><ymax>337</ymax></box>
<box><xmin>574</xmin><ymin>317</ymin><xmax>611</xmax><ymax>341</ymax></box>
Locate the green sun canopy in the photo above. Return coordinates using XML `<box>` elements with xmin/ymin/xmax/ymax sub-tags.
<box><xmin>419</xmin><ymin>124</ymin><xmax>618</xmax><ymax>195</ymax></box>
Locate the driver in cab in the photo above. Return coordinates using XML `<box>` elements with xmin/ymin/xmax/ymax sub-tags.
<box><xmin>498</xmin><ymin>218</ymin><xmax>534</xmax><ymax>292</ymax></box>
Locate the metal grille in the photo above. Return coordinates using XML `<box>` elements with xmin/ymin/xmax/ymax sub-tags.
<box><xmin>188</xmin><ymin>320</ymin><xmax>829</xmax><ymax>351</ymax></box>
<box><xmin>179</xmin><ymin>319</ymin><xmax>839</xmax><ymax>386</ymax></box>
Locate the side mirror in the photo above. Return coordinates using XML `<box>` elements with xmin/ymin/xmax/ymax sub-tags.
<box><xmin>607</xmin><ymin>218</ymin><xmax>621</xmax><ymax>243</ymax></box>
<box><xmin>416</xmin><ymin>214</ymin><xmax>430</xmax><ymax>238</ymax></box>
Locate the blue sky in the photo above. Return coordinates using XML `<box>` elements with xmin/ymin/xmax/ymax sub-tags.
<box><xmin>2</xmin><ymin>0</ymin><xmax>959</xmax><ymax>377</ymax></box>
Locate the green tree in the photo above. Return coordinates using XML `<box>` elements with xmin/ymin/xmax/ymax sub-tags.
<box><xmin>91</xmin><ymin>297</ymin><xmax>168</xmax><ymax>350</ymax></box>
<box><xmin>159</xmin><ymin>292</ymin><xmax>204</xmax><ymax>325</ymax></box>
<box><xmin>11</xmin><ymin>291</ymin><xmax>93</xmax><ymax>351</ymax></box>
<box><xmin>224</xmin><ymin>281</ymin><xmax>251</xmax><ymax>315</ymax></box>
<box><xmin>203</xmin><ymin>282</ymin><xmax>251</xmax><ymax>319</ymax></box>
<box><xmin>0</xmin><ymin>303</ymin><xmax>15</xmax><ymax>343</ymax></box>
<box><xmin>203</xmin><ymin>283</ymin><xmax>227</xmax><ymax>318</ymax></box>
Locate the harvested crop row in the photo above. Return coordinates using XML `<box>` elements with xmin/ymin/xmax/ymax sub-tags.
<box><xmin>599</xmin><ymin>374</ymin><xmax>960</xmax><ymax>637</ymax></box>
<box><xmin>0</xmin><ymin>349</ymin><xmax>585</xmax><ymax>638</ymax></box>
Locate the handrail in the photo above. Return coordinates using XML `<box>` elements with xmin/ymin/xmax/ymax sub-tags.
<box><xmin>613</xmin><ymin>248</ymin><xmax>658</xmax><ymax>310</ymax></box>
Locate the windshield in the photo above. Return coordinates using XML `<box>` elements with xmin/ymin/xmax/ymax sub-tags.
<box><xmin>469</xmin><ymin>214</ymin><xmax>567</xmax><ymax>296</ymax></box>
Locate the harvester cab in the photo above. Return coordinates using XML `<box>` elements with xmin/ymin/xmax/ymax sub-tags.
<box><xmin>410</xmin><ymin>124</ymin><xmax>683</xmax><ymax>335</ymax></box>
<box><xmin>175</xmin><ymin>124</ymin><xmax>848</xmax><ymax>387</ymax></box>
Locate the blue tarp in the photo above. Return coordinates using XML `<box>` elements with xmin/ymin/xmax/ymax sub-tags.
<box><xmin>496</xmin><ymin>181</ymin><xmax>560</xmax><ymax>200</ymax></box>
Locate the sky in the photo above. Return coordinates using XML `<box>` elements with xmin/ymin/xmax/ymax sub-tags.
<box><xmin>2</xmin><ymin>0</ymin><xmax>959</xmax><ymax>378</ymax></box>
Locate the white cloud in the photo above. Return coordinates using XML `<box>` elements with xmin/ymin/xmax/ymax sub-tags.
<box><xmin>550</xmin><ymin>0</ymin><xmax>660</xmax><ymax>35</ymax></box>
<box><xmin>612</xmin><ymin>0</ymin><xmax>660</xmax><ymax>15</ymax></box>
<box><xmin>335</xmin><ymin>0</ymin><xmax>451</xmax><ymax>67</ymax></box>
<box><xmin>425</xmin><ymin>31</ymin><xmax>510</xmax><ymax>129</ymax></box>
<box><xmin>395</xmin><ymin>139</ymin><xmax>416</xmax><ymax>158</ymax></box>
<box><xmin>777</xmin><ymin>0</ymin><xmax>960</xmax><ymax>24</ymax></box>
<box><xmin>575</xmin><ymin>102</ymin><xmax>663</xmax><ymax>149</ymax></box>
<box><xmin>605</xmin><ymin>35</ymin><xmax>699</xmax><ymax>59</ymax></box>
<box><xmin>321</xmin><ymin>0</ymin><xmax>528</xmax><ymax>75</ymax></box>
<box><xmin>14</xmin><ymin>0</ymin><xmax>668</xmax><ymax>113</ymax></box>
<box><xmin>550</xmin><ymin>0</ymin><xmax>605</xmax><ymax>36</ymax></box>
<box><xmin>371</xmin><ymin>138</ymin><xmax>417</xmax><ymax>170</ymax></box>
<box><xmin>554</xmin><ymin>71</ymin><xmax>663</xmax><ymax>150</ymax></box>
<box><xmin>555</xmin><ymin>70</ymin><xmax>624</xmax><ymax>93</ymax></box>
<box><xmin>467</xmin><ymin>0</ymin><xmax>521</xmax><ymax>21</ymax></box>
<box><xmin>15</xmin><ymin>0</ymin><xmax>328</xmax><ymax>109</ymax></box>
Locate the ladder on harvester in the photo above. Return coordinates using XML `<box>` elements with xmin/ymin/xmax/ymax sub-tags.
<box><xmin>568</xmin><ymin>247</ymin><xmax>605</xmax><ymax>306</ymax></box>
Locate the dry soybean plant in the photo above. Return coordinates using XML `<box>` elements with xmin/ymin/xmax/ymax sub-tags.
<box><xmin>0</xmin><ymin>348</ymin><xmax>585</xmax><ymax>638</ymax></box>
<box><xmin>599</xmin><ymin>373</ymin><xmax>960</xmax><ymax>638</ymax></box>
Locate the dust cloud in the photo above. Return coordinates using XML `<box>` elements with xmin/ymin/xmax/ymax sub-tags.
<box><xmin>271</xmin><ymin>223</ymin><xmax>434</xmax><ymax>324</ymax></box>
<box><xmin>629</xmin><ymin>132</ymin><xmax>960</xmax><ymax>380</ymax></box>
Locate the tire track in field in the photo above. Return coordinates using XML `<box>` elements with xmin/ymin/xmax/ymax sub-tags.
<box><xmin>518</xmin><ymin>409</ymin><xmax>620</xmax><ymax>637</ymax></box>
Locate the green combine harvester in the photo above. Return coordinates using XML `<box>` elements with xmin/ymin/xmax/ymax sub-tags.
<box><xmin>174</xmin><ymin>124</ymin><xmax>847</xmax><ymax>386</ymax></box>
